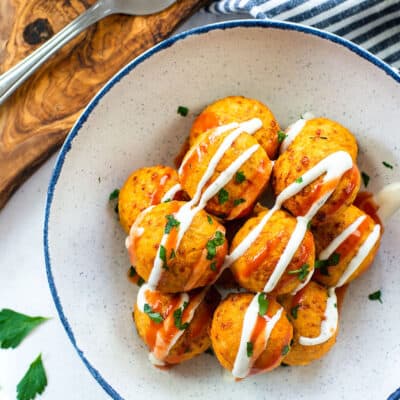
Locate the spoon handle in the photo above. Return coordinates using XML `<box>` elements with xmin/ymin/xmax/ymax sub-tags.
<box><xmin>0</xmin><ymin>0</ymin><xmax>112</xmax><ymax>106</ymax></box>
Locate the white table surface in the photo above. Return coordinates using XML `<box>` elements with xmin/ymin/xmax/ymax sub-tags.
<box><xmin>0</xmin><ymin>10</ymin><xmax>245</xmax><ymax>400</ymax></box>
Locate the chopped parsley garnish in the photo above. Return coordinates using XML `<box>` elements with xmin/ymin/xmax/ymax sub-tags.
<box><xmin>206</xmin><ymin>231</ymin><xmax>225</xmax><ymax>260</ymax></box>
<box><xmin>173</xmin><ymin>307</ymin><xmax>189</xmax><ymax>330</ymax></box>
<box><xmin>319</xmin><ymin>136</ymin><xmax>328</xmax><ymax>139</ymax></box>
<box><xmin>207</xmin><ymin>215</ymin><xmax>213</xmax><ymax>225</ymax></box>
<box><xmin>177</xmin><ymin>105</ymin><xmax>189</xmax><ymax>117</ymax></box>
<box><xmin>210</xmin><ymin>261</ymin><xmax>217</xmax><ymax>272</ymax></box>
<box><xmin>137</xmin><ymin>277</ymin><xmax>145</xmax><ymax>287</ymax></box>
<box><xmin>290</xmin><ymin>305</ymin><xmax>300</xmax><ymax>320</ymax></box>
<box><xmin>382</xmin><ymin>161</ymin><xmax>393</xmax><ymax>169</ymax></box>
<box><xmin>258</xmin><ymin>293</ymin><xmax>269</xmax><ymax>317</ymax></box>
<box><xmin>295</xmin><ymin>177</ymin><xmax>303</xmax><ymax>183</ymax></box>
<box><xmin>246</xmin><ymin>341</ymin><xmax>253</xmax><ymax>357</ymax></box>
<box><xmin>361</xmin><ymin>171</ymin><xmax>370</xmax><ymax>187</ymax></box>
<box><xmin>368</xmin><ymin>290</ymin><xmax>382</xmax><ymax>303</ymax></box>
<box><xmin>159</xmin><ymin>245</ymin><xmax>168</xmax><ymax>270</ymax></box>
<box><xmin>17</xmin><ymin>354</ymin><xmax>47</xmax><ymax>400</ymax></box>
<box><xmin>170</xmin><ymin>249</ymin><xmax>176</xmax><ymax>260</ymax></box>
<box><xmin>109</xmin><ymin>189</ymin><xmax>119</xmax><ymax>201</ymax></box>
<box><xmin>307</xmin><ymin>221</ymin><xmax>312</xmax><ymax>230</ymax></box>
<box><xmin>143</xmin><ymin>304</ymin><xmax>164</xmax><ymax>323</ymax></box>
<box><xmin>165</xmin><ymin>214</ymin><xmax>180</xmax><ymax>234</ymax></box>
<box><xmin>129</xmin><ymin>266</ymin><xmax>136</xmax><ymax>277</ymax></box>
<box><xmin>233</xmin><ymin>198</ymin><xmax>246</xmax><ymax>206</ymax></box>
<box><xmin>315</xmin><ymin>252</ymin><xmax>341</xmax><ymax>275</ymax></box>
<box><xmin>0</xmin><ymin>309</ymin><xmax>49</xmax><ymax>349</ymax></box>
<box><xmin>218</xmin><ymin>188</ymin><xmax>229</xmax><ymax>204</ymax></box>
<box><xmin>281</xmin><ymin>344</ymin><xmax>290</xmax><ymax>356</ymax></box>
<box><xmin>288</xmin><ymin>264</ymin><xmax>309</xmax><ymax>281</ymax></box>
<box><xmin>235</xmin><ymin>171</ymin><xmax>246</xmax><ymax>183</ymax></box>
<box><xmin>163</xmin><ymin>198</ymin><xmax>171</xmax><ymax>203</ymax></box>
<box><xmin>277</xmin><ymin>130</ymin><xmax>288</xmax><ymax>143</ymax></box>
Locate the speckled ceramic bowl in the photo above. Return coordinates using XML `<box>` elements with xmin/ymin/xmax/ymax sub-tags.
<box><xmin>44</xmin><ymin>21</ymin><xmax>400</xmax><ymax>400</ymax></box>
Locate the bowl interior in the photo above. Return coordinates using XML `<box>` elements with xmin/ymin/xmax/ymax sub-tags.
<box><xmin>46</xmin><ymin>22</ymin><xmax>400</xmax><ymax>399</ymax></box>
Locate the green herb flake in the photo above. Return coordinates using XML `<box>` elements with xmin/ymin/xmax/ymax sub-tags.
<box><xmin>210</xmin><ymin>261</ymin><xmax>217</xmax><ymax>272</ymax></box>
<box><xmin>233</xmin><ymin>198</ymin><xmax>246</xmax><ymax>207</ymax></box>
<box><xmin>173</xmin><ymin>307</ymin><xmax>189</xmax><ymax>330</ymax></box>
<box><xmin>290</xmin><ymin>305</ymin><xmax>300</xmax><ymax>320</ymax></box>
<box><xmin>0</xmin><ymin>309</ymin><xmax>48</xmax><ymax>349</ymax></box>
<box><xmin>382</xmin><ymin>161</ymin><xmax>394</xmax><ymax>169</ymax></box>
<box><xmin>246</xmin><ymin>341</ymin><xmax>253</xmax><ymax>357</ymax></box>
<box><xmin>143</xmin><ymin>304</ymin><xmax>164</xmax><ymax>323</ymax></box>
<box><xmin>307</xmin><ymin>221</ymin><xmax>312</xmax><ymax>230</ymax></box>
<box><xmin>361</xmin><ymin>171</ymin><xmax>370</xmax><ymax>187</ymax></box>
<box><xmin>295</xmin><ymin>177</ymin><xmax>303</xmax><ymax>183</ymax></box>
<box><xmin>165</xmin><ymin>214</ymin><xmax>180</xmax><ymax>234</ymax></box>
<box><xmin>315</xmin><ymin>252</ymin><xmax>340</xmax><ymax>275</ymax></box>
<box><xmin>277</xmin><ymin>130</ymin><xmax>288</xmax><ymax>143</ymax></box>
<box><xmin>368</xmin><ymin>290</ymin><xmax>382</xmax><ymax>303</ymax></box>
<box><xmin>235</xmin><ymin>171</ymin><xmax>246</xmax><ymax>183</ymax></box>
<box><xmin>163</xmin><ymin>198</ymin><xmax>171</xmax><ymax>203</ymax></box>
<box><xmin>17</xmin><ymin>354</ymin><xmax>47</xmax><ymax>400</ymax></box>
<box><xmin>287</xmin><ymin>264</ymin><xmax>309</xmax><ymax>281</ymax></box>
<box><xmin>218</xmin><ymin>188</ymin><xmax>229</xmax><ymax>205</ymax></box>
<box><xmin>258</xmin><ymin>293</ymin><xmax>269</xmax><ymax>317</ymax></box>
<box><xmin>170</xmin><ymin>249</ymin><xmax>176</xmax><ymax>260</ymax></box>
<box><xmin>177</xmin><ymin>106</ymin><xmax>189</xmax><ymax>117</ymax></box>
<box><xmin>159</xmin><ymin>245</ymin><xmax>168</xmax><ymax>270</ymax></box>
<box><xmin>206</xmin><ymin>231</ymin><xmax>225</xmax><ymax>260</ymax></box>
<box><xmin>281</xmin><ymin>344</ymin><xmax>290</xmax><ymax>356</ymax></box>
<box><xmin>129</xmin><ymin>266</ymin><xmax>136</xmax><ymax>277</ymax></box>
<box><xmin>137</xmin><ymin>277</ymin><xmax>145</xmax><ymax>287</ymax></box>
<box><xmin>207</xmin><ymin>215</ymin><xmax>213</xmax><ymax>225</ymax></box>
<box><xmin>109</xmin><ymin>189</ymin><xmax>119</xmax><ymax>201</ymax></box>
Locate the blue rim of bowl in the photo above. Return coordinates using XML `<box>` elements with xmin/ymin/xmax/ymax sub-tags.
<box><xmin>44</xmin><ymin>19</ymin><xmax>400</xmax><ymax>400</ymax></box>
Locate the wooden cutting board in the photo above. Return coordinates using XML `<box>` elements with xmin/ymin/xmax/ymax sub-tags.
<box><xmin>0</xmin><ymin>0</ymin><xmax>209</xmax><ymax>209</ymax></box>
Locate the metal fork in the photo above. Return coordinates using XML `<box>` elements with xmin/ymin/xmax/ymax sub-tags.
<box><xmin>0</xmin><ymin>0</ymin><xmax>176</xmax><ymax>105</ymax></box>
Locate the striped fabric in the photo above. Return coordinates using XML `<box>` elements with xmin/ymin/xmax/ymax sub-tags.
<box><xmin>207</xmin><ymin>0</ymin><xmax>400</xmax><ymax>70</ymax></box>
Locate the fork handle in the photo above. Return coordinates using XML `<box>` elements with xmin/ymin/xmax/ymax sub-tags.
<box><xmin>0</xmin><ymin>0</ymin><xmax>112</xmax><ymax>106</ymax></box>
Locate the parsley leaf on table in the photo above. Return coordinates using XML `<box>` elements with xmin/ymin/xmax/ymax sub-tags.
<box><xmin>0</xmin><ymin>309</ymin><xmax>48</xmax><ymax>349</ymax></box>
<box><xmin>17</xmin><ymin>354</ymin><xmax>47</xmax><ymax>400</ymax></box>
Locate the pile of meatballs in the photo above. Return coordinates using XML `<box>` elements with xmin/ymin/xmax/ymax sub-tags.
<box><xmin>116</xmin><ymin>96</ymin><xmax>381</xmax><ymax>378</ymax></box>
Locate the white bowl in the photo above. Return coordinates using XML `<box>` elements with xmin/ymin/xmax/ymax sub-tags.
<box><xmin>44</xmin><ymin>20</ymin><xmax>400</xmax><ymax>400</ymax></box>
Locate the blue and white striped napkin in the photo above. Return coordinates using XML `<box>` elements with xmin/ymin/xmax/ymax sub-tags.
<box><xmin>207</xmin><ymin>0</ymin><xmax>400</xmax><ymax>70</ymax></box>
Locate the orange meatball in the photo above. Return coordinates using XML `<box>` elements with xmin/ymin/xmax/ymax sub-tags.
<box><xmin>312</xmin><ymin>205</ymin><xmax>381</xmax><ymax>287</ymax></box>
<box><xmin>126</xmin><ymin>201</ymin><xmax>228</xmax><ymax>293</ymax></box>
<box><xmin>210</xmin><ymin>293</ymin><xmax>293</xmax><ymax>377</ymax></box>
<box><xmin>118</xmin><ymin>166</ymin><xmax>181</xmax><ymax>233</ymax></box>
<box><xmin>134</xmin><ymin>286</ymin><xmax>220</xmax><ymax>365</ymax></box>
<box><xmin>189</xmin><ymin>96</ymin><xmax>280</xmax><ymax>159</ymax></box>
<box><xmin>273</xmin><ymin>118</ymin><xmax>360</xmax><ymax>222</ymax></box>
<box><xmin>180</xmin><ymin>125</ymin><xmax>272</xmax><ymax>220</ymax></box>
<box><xmin>280</xmin><ymin>282</ymin><xmax>347</xmax><ymax>366</ymax></box>
<box><xmin>230</xmin><ymin>208</ymin><xmax>315</xmax><ymax>295</ymax></box>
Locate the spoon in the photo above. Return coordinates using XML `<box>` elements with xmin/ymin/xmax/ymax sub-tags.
<box><xmin>0</xmin><ymin>0</ymin><xmax>176</xmax><ymax>106</ymax></box>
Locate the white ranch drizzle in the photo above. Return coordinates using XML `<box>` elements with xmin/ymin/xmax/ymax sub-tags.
<box><xmin>375</xmin><ymin>182</ymin><xmax>400</xmax><ymax>223</ymax></box>
<box><xmin>280</xmin><ymin>112</ymin><xmax>314</xmax><ymax>153</ymax></box>
<box><xmin>232</xmin><ymin>293</ymin><xmax>283</xmax><ymax>379</ymax></box>
<box><xmin>225</xmin><ymin>151</ymin><xmax>353</xmax><ymax>293</ymax></box>
<box><xmin>318</xmin><ymin>216</ymin><xmax>366</xmax><ymax>261</ymax></box>
<box><xmin>145</xmin><ymin>118</ymin><xmax>263</xmax><ymax>290</ymax></box>
<box><xmin>137</xmin><ymin>284</ymin><xmax>207</xmax><ymax>366</ymax></box>
<box><xmin>299</xmin><ymin>288</ymin><xmax>338</xmax><ymax>346</ymax></box>
<box><xmin>335</xmin><ymin>224</ymin><xmax>381</xmax><ymax>288</ymax></box>
<box><xmin>160</xmin><ymin>183</ymin><xmax>182</xmax><ymax>203</ymax></box>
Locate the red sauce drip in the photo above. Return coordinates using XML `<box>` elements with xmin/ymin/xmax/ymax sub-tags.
<box><xmin>355</xmin><ymin>191</ymin><xmax>382</xmax><ymax>226</ymax></box>
<box><xmin>191</xmin><ymin>111</ymin><xmax>220</xmax><ymax>136</ymax></box>
<box><xmin>150</xmin><ymin>173</ymin><xmax>171</xmax><ymax>205</ymax></box>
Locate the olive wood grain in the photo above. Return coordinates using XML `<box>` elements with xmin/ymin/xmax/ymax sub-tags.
<box><xmin>0</xmin><ymin>0</ymin><xmax>209</xmax><ymax>209</ymax></box>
